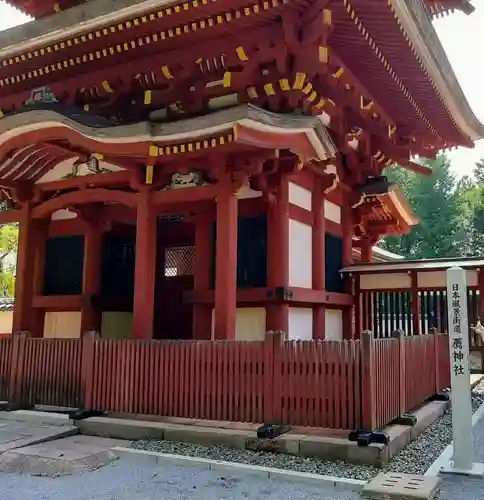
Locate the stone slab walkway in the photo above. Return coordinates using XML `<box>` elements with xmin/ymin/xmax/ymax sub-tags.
<box><xmin>0</xmin><ymin>435</ymin><xmax>129</xmax><ymax>476</ymax></box>
<box><xmin>0</xmin><ymin>420</ymin><xmax>77</xmax><ymax>453</ymax></box>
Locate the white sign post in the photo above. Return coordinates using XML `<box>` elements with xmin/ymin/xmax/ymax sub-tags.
<box><xmin>440</xmin><ymin>266</ymin><xmax>484</xmax><ymax>476</ymax></box>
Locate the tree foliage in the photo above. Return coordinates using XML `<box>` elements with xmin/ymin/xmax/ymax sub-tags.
<box><xmin>381</xmin><ymin>155</ymin><xmax>463</xmax><ymax>259</ymax></box>
<box><xmin>0</xmin><ymin>224</ymin><xmax>17</xmax><ymax>296</ymax></box>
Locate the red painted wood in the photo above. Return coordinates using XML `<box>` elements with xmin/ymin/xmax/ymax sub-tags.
<box><xmin>214</xmin><ymin>186</ymin><xmax>238</xmax><ymax>340</ymax></box>
<box><xmin>312</xmin><ymin>186</ymin><xmax>325</xmax><ymax>339</ymax></box>
<box><xmin>0</xmin><ymin>338</ymin><xmax>12</xmax><ymax>401</ymax></box>
<box><xmin>8</xmin><ymin>335</ymin><xmax>83</xmax><ymax>408</ymax></box>
<box><xmin>266</xmin><ymin>178</ymin><xmax>289</xmax><ymax>332</ymax></box>
<box><xmin>192</xmin><ymin>217</ymin><xmax>212</xmax><ymax>340</ymax></box>
<box><xmin>341</xmin><ymin>202</ymin><xmax>354</xmax><ymax>339</ymax></box>
<box><xmin>0</xmin><ymin>332</ymin><xmax>451</xmax><ymax>430</ymax></box>
<box><xmin>81</xmin><ymin>224</ymin><xmax>102</xmax><ymax>334</ymax></box>
<box><xmin>132</xmin><ymin>190</ymin><xmax>157</xmax><ymax>339</ymax></box>
<box><xmin>411</xmin><ymin>271</ymin><xmax>420</xmax><ymax>335</ymax></box>
<box><xmin>13</xmin><ymin>204</ymin><xmax>44</xmax><ymax>333</ymax></box>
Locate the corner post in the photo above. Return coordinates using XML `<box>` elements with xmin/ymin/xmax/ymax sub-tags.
<box><xmin>193</xmin><ymin>214</ymin><xmax>212</xmax><ymax>340</ymax></box>
<box><xmin>81</xmin><ymin>330</ymin><xmax>98</xmax><ymax>410</ymax></box>
<box><xmin>361</xmin><ymin>330</ymin><xmax>376</xmax><ymax>431</ymax></box>
<box><xmin>133</xmin><ymin>189</ymin><xmax>157</xmax><ymax>339</ymax></box>
<box><xmin>266</xmin><ymin>178</ymin><xmax>289</xmax><ymax>332</ymax></box>
<box><xmin>13</xmin><ymin>203</ymin><xmax>42</xmax><ymax>334</ymax></box>
<box><xmin>8</xmin><ymin>331</ymin><xmax>30</xmax><ymax>406</ymax></box>
<box><xmin>31</xmin><ymin>218</ymin><xmax>49</xmax><ymax>337</ymax></box>
<box><xmin>214</xmin><ymin>181</ymin><xmax>238</xmax><ymax>340</ymax></box>
<box><xmin>392</xmin><ymin>329</ymin><xmax>407</xmax><ymax>416</ymax></box>
<box><xmin>263</xmin><ymin>330</ymin><xmax>284</xmax><ymax>423</ymax></box>
<box><xmin>81</xmin><ymin>223</ymin><xmax>103</xmax><ymax>334</ymax></box>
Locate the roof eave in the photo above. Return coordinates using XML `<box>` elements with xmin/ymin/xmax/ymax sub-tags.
<box><xmin>394</xmin><ymin>0</ymin><xmax>484</xmax><ymax>142</ymax></box>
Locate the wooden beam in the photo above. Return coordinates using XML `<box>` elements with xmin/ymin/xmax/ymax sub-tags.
<box><xmin>152</xmin><ymin>184</ymin><xmax>218</xmax><ymax>205</ymax></box>
<box><xmin>0</xmin><ymin>210</ymin><xmax>21</xmax><ymax>223</ymax></box>
<box><xmin>32</xmin><ymin>188</ymin><xmax>138</xmax><ymax>219</ymax></box>
<box><xmin>32</xmin><ymin>294</ymin><xmax>84</xmax><ymax>311</ymax></box>
<box><xmin>36</xmin><ymin>170</ymin><xmax>132</xmax><ymax>192</ymax></box>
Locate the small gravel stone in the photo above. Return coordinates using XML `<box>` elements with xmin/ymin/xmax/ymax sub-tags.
<box><xmin>131</xmin><ymin>382</ymin><xmax>484</xmax><ymax>482</ymax></box>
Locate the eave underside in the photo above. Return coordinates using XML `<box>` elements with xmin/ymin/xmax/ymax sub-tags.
<box><xmin>0</xmin><ymin>0</ymin><xmax>479</xmax><ymax>161</ymax></box>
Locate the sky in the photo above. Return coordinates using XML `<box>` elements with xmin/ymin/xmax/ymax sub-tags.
<box><xmin>0</xmin><ymin>1</ymin><xmax>482</xmax><ymax>179</ymax></box>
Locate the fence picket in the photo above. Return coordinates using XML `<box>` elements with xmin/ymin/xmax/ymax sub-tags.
<box><xmin>0</xmin><ymin>330</ymin><xmax>451</xmax><ymax>431</ymax></box>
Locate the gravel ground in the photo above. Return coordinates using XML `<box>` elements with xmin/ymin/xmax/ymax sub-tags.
<box><xmin>0</xmin><ymin>459</ymin><xmax>360</xmax><ymax>500</ymax></box>
<box><xmin>131</xmin><ymin>383</ymin><xmax>484</xmax><ymax>482</ymax></box>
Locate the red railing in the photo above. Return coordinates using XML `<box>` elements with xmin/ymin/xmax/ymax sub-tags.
<box><xmin>361</xmin><ymin>332</ymin><xmax>451</xmax><ymax>430</ymax></box>
<box><xmin>8</xmin><ymin>336</ymin><xmax>83</xmax><ymax>408</ymax></box>
<box><xmin>0</xmin><ymin>331</ymin><xmax>451</xmax><ymax>431</ymax></box>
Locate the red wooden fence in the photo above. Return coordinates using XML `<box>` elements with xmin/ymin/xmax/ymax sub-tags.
<box><xmin>0</xmin><ymin>331</ymin><xmax>451</xmax><ymax>431</ymax></box>
<box><xmin>360</xmin><ymin>331</ymin><xmax>451</xmax><ymax>430</ymax></box>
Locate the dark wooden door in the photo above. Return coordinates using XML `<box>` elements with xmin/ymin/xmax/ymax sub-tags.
<box><xmin>154</xmin><ymin>221</ymin><xmax>195</xmax><ymax>339</ymax></box>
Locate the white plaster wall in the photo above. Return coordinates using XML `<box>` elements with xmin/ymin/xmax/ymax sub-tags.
<box><xmin>324</xmin><ymin>200</ymin><xmax>341</xmax><ymax>224</ymax></box>
<box><xmin>101</xmin><ymin>312</ymin><xmax>133</xmax><ymax>339</ymax></box>
<box><xmin>43</xmin><ymin>312</ymin><xmax>81</xmax><ymax>339</ymax></box>
<box><xmin>288</xmin><ymin>182</ymin><xmax>312</xmax><ymax>211</ymax></box>
<box><xmin>210</xmin><ymin>307</ymin><xmax>267</xmax><ymax>341</ymax></box>
<box><xmin>288</xmin><ymin>307</ymin><xmax>313</xmax><ymax>340</ymax></box>
<box><xmin>0</xmin><ymin>311</ymin><xmax>13</xmax><ymax>334</ymax></box>
<box><xmin>325</xmin><ymin>309</ymin><xmax>343</xmax><ymax>341</ymax></box>
<box><xmin>288</xmin><ymin>219</ymin><xmax>312</xmax><ymax>288</ymax></box>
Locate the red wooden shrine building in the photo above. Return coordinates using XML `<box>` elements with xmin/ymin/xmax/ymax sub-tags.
<box><xmin>0</xmin><ymin>0</ymin><xmax>482</xmax><ymax>343</ymax></box>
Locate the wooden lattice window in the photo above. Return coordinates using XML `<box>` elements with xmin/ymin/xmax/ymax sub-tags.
<box><xmin>164</xmin><ymin>246</ymin><xmax>195</xmax><ymax>277</ymax></box>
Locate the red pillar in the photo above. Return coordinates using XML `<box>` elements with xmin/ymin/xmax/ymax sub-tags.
<box><xmin>361</xmin><ymin>237</ymin><xmax>373</xmax><ymax>263</ymax></box>
<box><xmin>13</xmin><ymin>203</ymin><xmax>41</xmax><ymax>334</ymax></box>
<box><xmin>312</xmin><ymin>185</ymin><xmax>325</xmax><ymax>339</ymax></box>
<box><xmin>193</xmin><ymin>214</ymin><xmax>212</xmax><ymax>340</ymax></box>
<box><xmin>214</xmin><ymin>186</ymin><xmax>238</xmax><ymax>340</ymax></box>
<box><xmin>341</xmin><ymin>202</ymin><xmax>354</xmax><ymax>339</ymax></box>
<box><xmin>31</xmin><ymin>218</ymin><xmax>49</xmax><ymax>337</ymax></box>
<box><xmin>133</xmin><ymin>190</ymin><xmax>157</xmax><ymax>339</ymax></box>
<box><xmin>81</xmin><ymin>224</ymin><xmax>103</xmax><ymax>334</ymax></box>
<box><xmin>266</xmin><ymin>179</ymin><xmax>289</xmax><ymax>333</ymax></box>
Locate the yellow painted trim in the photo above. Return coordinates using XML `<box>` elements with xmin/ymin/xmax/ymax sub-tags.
<box><xmin>149</xmin><ymin>145</ymin><xmax>159</xmax><ymax>157</ymax></box>
<box><xmin>293</xmin><ymin>72</ymin><xmax>306</xmax><ymax>90</ymax></box>
<box><xmin>223</xmin><ymin>71</ymin><xmax>231</xmax><ymax>88</ymax></box>
<box><xmin>101</xmin><ymin>80</ymin><xmax>114</xmax><ymax>93</ymax></box>
<box><xmin>236</xmin><ymin>46</ymin><xmax>249</xmax><ymax>61</ymax></box>
<box><xmin>264</xmin><ymin>83</ymin><xmax>275</xmax><ymax>96</ymax></box>
<box><xmin>145</xmin><ymin>164</ymin><xmax>154</xmax><ymax>184</ymax></box>
<box><xmin>144</xmin><ymin>90</ymin><xmax>152</xmax><ymax>105</ymax></box>
<box><xmin>161</xmin><ymin>65</ymin><xmax>174</xmax><ymax>79</ymax></box>
<box><xmin>0</xmin><ymin>0</ymin><xmax>279</xmax><ymax>85</ymax></box>
<box><xmin>319</xmin><ymin>46</ymin><xmax>328</xmax><ymax>64</ymax></box>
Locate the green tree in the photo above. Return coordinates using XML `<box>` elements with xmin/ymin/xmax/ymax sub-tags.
<box><xmin>381</xmin><ymin>154</ymin><xmax>463</xmax><ymax>259</ymax></box>
<box><xmin>0</xmin><ymin>224</ymin><xmax>17</xmax><ymax>296</ymax></box>
<box><xmin>454</xmin><ymin>159</ymin><xmax>484</xmax><ymax>257</ymax></box>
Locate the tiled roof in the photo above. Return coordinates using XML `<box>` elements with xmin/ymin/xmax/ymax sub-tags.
<box><xmin>0</xmin><ymin>297</ymin><xmax>14</xmax><ymax>311</ymax></box>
